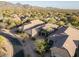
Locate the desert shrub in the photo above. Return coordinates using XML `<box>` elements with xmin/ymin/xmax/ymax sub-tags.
<box><xmin>48</xmin><ymin>17</ymin><xmax>57</xmax><ymax>24</ymax></box>
<box><xmin>57</xmin><ymin>21</ymin><xmax>65</xmax><ymax>26</ymax></box>
<box><xmin>34</xmin><ymin>39</ymin><xmax>48</xmax><ymax>56</ymax></box>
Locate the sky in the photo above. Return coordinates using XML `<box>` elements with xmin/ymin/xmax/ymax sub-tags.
<box><xmin>8</xmin><ymin>1</ymin><xmax>79</xmax><ymax>9</ymax></box>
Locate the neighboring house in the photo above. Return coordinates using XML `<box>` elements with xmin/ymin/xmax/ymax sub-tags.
<box><xmin>11</xmin><ymin>14</ymin><xmax>21</xmax><ymax>21</ymax></box>
<box><xmin>54</xmin><ymin>16</ymin><xmax>61</xmax><ymax>21</ymax></box>
<box><xmin>42</xmin><ymin>23</ymin><xmax>58</xmax><ymax>30</ymax></box>
<box><xmin>20</xmin><ymin>15</ymin><xmax>29</xmax><ymax>21</ymax></box>
<box><xmin>48</xmin><ymin>26</ymin><xmax>79</xmax><ymax>57</ymax></box>
<box><xmin>23</xmin><ymin>20</ymin><xmax>45</xmax><ymax>37</ymax></box>
<box><xmin>39</xmin><ymin>23</ymin><xmax>58</xmax><ymax>37</ymax></box>
<box><xmin>12</xmin><ymin>20</ymin><xmax>45</xmax><ymax>37</ymax></box>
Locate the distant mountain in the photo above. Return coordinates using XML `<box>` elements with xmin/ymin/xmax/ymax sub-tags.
<box><xmin>0</xmin><ymin>1</ymin><xmax>14</xmax><ymax>7</ymax></box>
<box><xmin>0</xmin><ymin>1</ymin><xmax>79</xmax><ymax>12</ymax></box>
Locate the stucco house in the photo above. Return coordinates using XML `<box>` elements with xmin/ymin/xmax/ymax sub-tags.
<box><xmin>11</xmin><ymin>14</ymin><xmax>21</xmax><ymax>21</ymax></box>
<box><xmin>23</xmin><ymin>20</ymin><xmax>45</xmax><ymax>37</ymax></box>
<box><xmin>38</xmin><ymin>23</ymin><xmax>58</xmax><ymax>37</ymax></box>
<box><xmin>48</xmin><ymin>26</ymin><xmax>79</xmax><ymax>57</ymax></box>
<box><xmin>11</xmin><ymin>20</ymin><xmax>45</xmax><ymax>37</ymax></box>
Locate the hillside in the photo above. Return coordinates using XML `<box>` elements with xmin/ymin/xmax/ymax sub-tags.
<box><xmin>0</xmin><ymin>1</ymin><xmax>79</xmax><ymax>29</ymax></box>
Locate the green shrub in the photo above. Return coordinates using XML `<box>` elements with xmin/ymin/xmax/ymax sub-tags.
<box><xmin>57</xmin><ymin>21</ymin><xmax>65</xmax><ymax>26</ymax></box>
<box><xmin>48</xmin><ymin>17</ymin><xmax>57</xmax><ymax>24</ymax></box>
<box><xmin>34</xmin><ymin>39</ymin><xmax>48</xmax><ymax>56</ymax></box>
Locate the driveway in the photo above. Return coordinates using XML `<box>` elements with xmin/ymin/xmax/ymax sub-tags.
<box><xmin>23</xmin><ymin>39</ymin><xmax>38</xmax><ymax>57</ymax></box>
<box><xmin>0</xmin><ymin>29</ymin><xmax>38</xmax><ymax>57</ymax></box>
